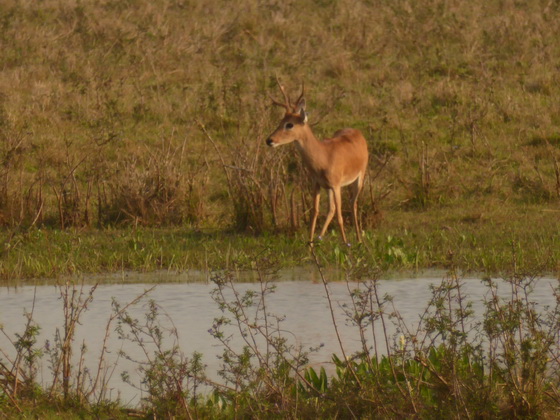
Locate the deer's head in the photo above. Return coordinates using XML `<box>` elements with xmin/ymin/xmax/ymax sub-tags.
<box><xmin>266</xmin><ymin>79</ymin><xmax>308</xmax><ymax>148</ymax></box>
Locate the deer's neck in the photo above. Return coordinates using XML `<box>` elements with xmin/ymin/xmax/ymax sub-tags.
<box><xmin>295</xmin><ymin>128</ymin><xmax>328</xmax><ymax>173</ymax></box>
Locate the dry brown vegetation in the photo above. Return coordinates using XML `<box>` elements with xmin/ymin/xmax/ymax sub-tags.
<box><xmin>1</xmin><ymin>0</ymin><xmax>559</xmax><ymax>233</ymax></box>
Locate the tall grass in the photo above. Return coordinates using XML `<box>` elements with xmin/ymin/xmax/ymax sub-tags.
<box><xmin>0</xmin><ymin>0</ymin><xmax>559</xmax><ymax>232</ymax></box>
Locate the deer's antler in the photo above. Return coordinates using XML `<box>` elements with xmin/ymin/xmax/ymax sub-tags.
<box><xmin>294</xmin><ymin>82</ymin><xmax>305</xmax><ymax>108</ymax></box>
<box><xmin>270</xmin><ymin>76</ymin><xmax>292</xmax><ymax>112</ymax></box>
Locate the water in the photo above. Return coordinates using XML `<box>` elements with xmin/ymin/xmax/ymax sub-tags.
<box><xmin>0</xmin><ymin>272</ymin><xmax>558</xmax><ymax>405</ymax></box>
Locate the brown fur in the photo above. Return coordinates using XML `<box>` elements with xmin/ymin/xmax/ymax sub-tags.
<box><xmin>267</xmin><ymin>103</ymin><xmax>369</xmax><ymax>244</ymax></box>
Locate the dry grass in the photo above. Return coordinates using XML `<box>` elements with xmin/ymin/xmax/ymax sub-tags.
<box><xmin>0</xmin><ymin>0</ymin><xmax>559</xmax><ymax>232</ymax></box>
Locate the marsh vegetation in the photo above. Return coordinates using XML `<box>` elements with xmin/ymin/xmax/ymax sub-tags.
<box><xmin>1</xmin><ymin>253</ymin><xmax>560</xmax><ymax>418</ymax></box>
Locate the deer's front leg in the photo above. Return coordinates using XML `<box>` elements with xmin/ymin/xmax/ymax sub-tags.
<box><xmin>319</xmin><ymin>188</ymin><xmax>336</xmax><ymax>240</ymax></box>
<box><xmin>309</xmin><ymin>184</ymin><xmax>321</xmax><ymax>242</ymax></box>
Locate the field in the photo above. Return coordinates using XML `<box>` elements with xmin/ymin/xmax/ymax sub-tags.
<box><xmin>1</xmin><ymin>0</ymin><xmax>559</xmax><ymax>234</ymax></box>
<box><xmin>0</xmin><ymin>0</ymin><xmax>559</xmax><ymax>280</ymax></box>
<box><xmin>1</xmin><ymin>0</ymin><xmax>560</xmax><ymax>417</ymax></box>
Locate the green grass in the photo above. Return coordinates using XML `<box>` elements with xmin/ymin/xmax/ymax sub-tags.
<box><xmin>1</xmin><ymin>200</ymin><xmax>557</xmax><ymax>282</ymax></box>
<box><xmin>0</xmin><ymin>227</ymin><xmax>300</xmax><ymax>280</ymax></box>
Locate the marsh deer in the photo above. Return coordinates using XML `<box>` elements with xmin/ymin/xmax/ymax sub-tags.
<box><xmin>266</xmin><ymin>80</ymin><xmax>369</xmax><ymax>244</ymax></box>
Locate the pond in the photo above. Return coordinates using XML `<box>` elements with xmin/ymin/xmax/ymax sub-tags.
<box><xmin>0</xmin><ymin>270</ymin><xmax>557</xmax><ymax>406</ymax></box>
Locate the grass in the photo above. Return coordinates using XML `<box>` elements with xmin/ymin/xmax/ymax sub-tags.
<box><xmin>0</xmin><ymin>0</ymin><xmax>559</xmax><ymax>237</ymax></box>
<box><xmin>0</xmin><ymin>0</ymin><xmax>559</xmax><ymax>281</ymax></box>
<box><xmin>1</xmin><ymin>201</ymin><xmax>558</xmax><ymax>282</ymax></box>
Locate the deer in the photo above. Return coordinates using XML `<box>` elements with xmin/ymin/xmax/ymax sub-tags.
<box><xmin>266</xmin><ymin>79</ymin><xmax>369</xmax><ymax>245</ymax></box>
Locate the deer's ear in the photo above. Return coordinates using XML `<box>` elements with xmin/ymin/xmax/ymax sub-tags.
<box><xmin>296</xmin><ymin>98</ymin><xmax>307</xmax><ymax>123</ymax></box>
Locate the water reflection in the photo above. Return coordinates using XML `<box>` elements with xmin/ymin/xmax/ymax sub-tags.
<box><xmin>0</xmin><ymin>273</ymin><xmax>557</xmax><ymax>405</ymax></box>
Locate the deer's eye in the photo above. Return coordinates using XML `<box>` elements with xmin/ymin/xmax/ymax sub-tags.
<box><xmin>285</xmin><ymin>122</ymin><xmax>294</xmax><ymax>130</ymax></box>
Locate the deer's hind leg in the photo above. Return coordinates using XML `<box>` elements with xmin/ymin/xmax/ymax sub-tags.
<box><xmin>350</xmin><ymin>175</ymin><xmax>365</xmax><ymax>243</ymax></box>
<box><xmin>332</xmin><ymin>186</ymin><xmax>348</xmax><ymax>244</ymax></box>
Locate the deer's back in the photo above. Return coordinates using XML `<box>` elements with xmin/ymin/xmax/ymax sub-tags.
<box><xmin>320</xmin><ymin>128</ymin><xmax>368</xmax><ymax>186</ymax></box>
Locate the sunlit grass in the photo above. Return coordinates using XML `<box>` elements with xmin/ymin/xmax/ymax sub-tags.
<box><xmin>0</xmin><ymin>0</ymin><xmax>559</xmax><ymax>234</ymax></box>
